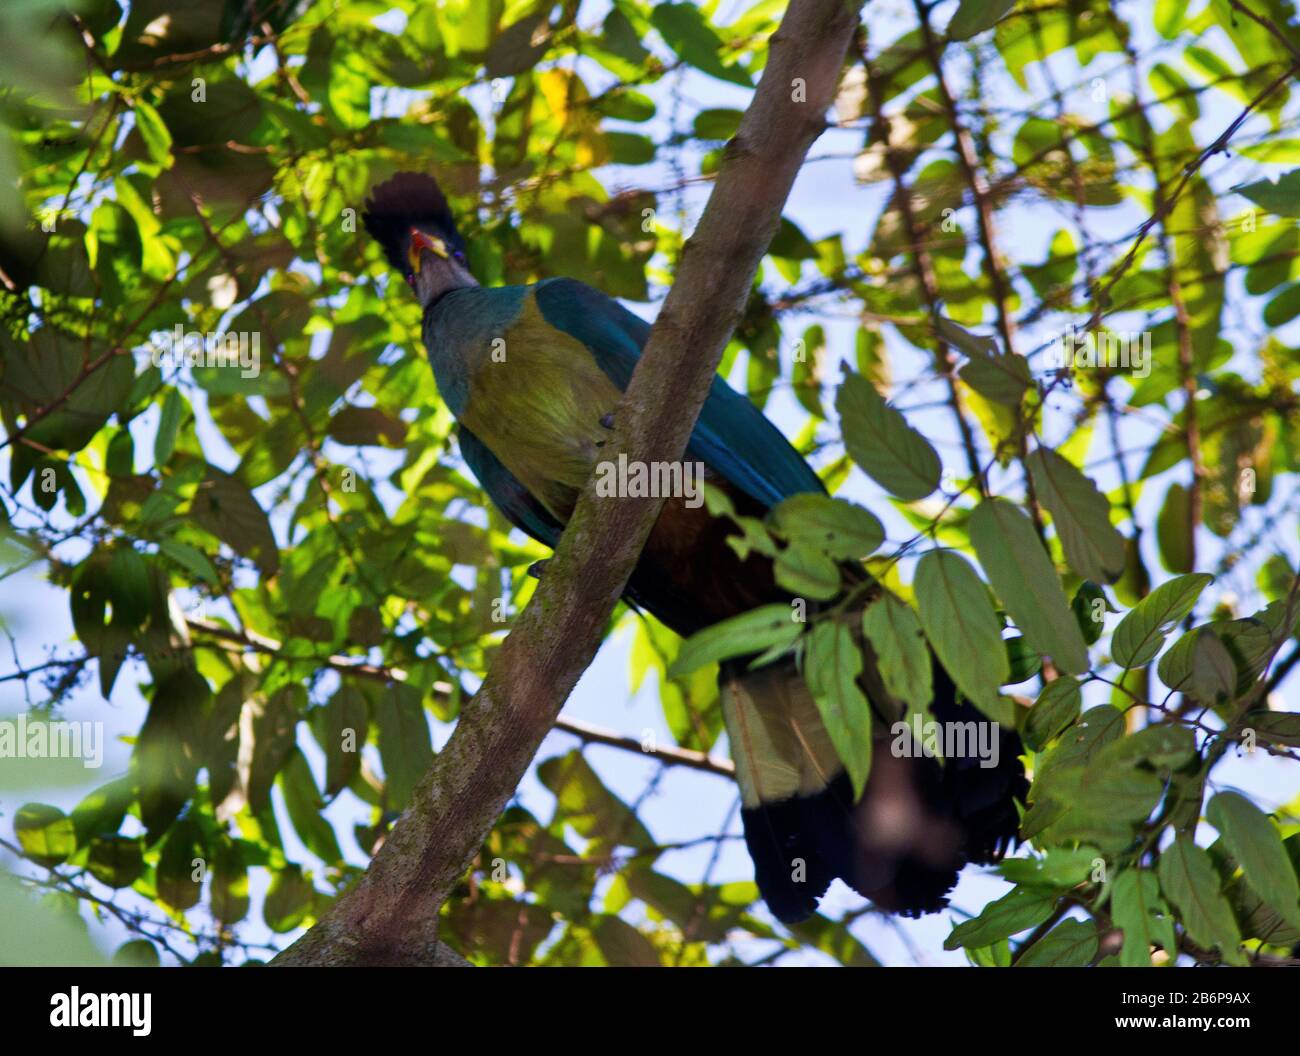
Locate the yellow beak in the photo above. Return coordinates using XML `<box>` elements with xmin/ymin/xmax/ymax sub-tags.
<box><xmin>408</xmin><ymin>229</ymin><xmax>449</xmax><ymax>274</ymax></box>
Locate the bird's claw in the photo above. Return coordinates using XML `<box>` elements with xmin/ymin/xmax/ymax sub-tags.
<box><xmin>595</xmin><ymin>411</ymin><xmax>616</xmax><ymax>448</ymax></box>
<box><xmin>527</xmin><ymin>559</ymin><xmax>550</xmax><ymax>580</ymax></box>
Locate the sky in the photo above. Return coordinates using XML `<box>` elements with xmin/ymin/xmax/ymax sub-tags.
<box><xmin>2</xmin><ymin>0</ymin><xmax>1299</xmax><ymax>966</ymax></box>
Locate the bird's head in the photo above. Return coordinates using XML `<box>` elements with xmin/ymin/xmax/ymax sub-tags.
<box><xmin>362</xmin><ymin>172</ymin><xmax>477</xmax><ymax>307</ymax></box>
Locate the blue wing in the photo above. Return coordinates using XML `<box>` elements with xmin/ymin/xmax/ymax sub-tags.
<box><xmin>534</xmin><ymin>278</ymin><xmax>825</xmax><ymax>509</ymax></box>
<box><xmin>459</xmin><ymin>426</ymin><xmax>564</xmax><ymax>548</ymax></box>
<box><xmin>461</xmin><ymin>422</ymin><xmax>666</xmax><ymax>621</ymax></box>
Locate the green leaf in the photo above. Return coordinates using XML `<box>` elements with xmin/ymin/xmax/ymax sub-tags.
<box><xmin>1032</xmin><ymin>705</ymin><xmax>1127</xmax><ymax>799</ymax></box>
<box><xmin>133</xmin><ymin>667</ymin><xmax>206</xmax><ymax>839</ymax></box>
<box><xmin>1111</xmin><ymin>868</ymin><xmax>1177</xmax><ymax>966</ymax></box>
<box><xmin>914</xmin><ymin>550</ymin><xmax>1009</xmax><ymax>712</ymax></box>
<box><xmin>998</xmin><ymin>846</ymin><xmax>1098</xmax><ymax>888</ymax></box>
<box><xmin>1248</xmin><ymin>712</ymin><xmax>1300</xmax><ymax>748</ymax></box>
<box><xmin>787</xmin><ymin>914</ymin><xmax>883</xmax><ymax>966</ymax></box>
<box><xmin>1207</xmin><ymin>792</ymin><xmax>1300</xmax><ymax>928</ymax></box>
<box><xmin>1225</xmin><ymin>863</ymin><xmax>1300</xmax><ymax>947</ymax></box>
<box><xmin>624</xmin><ymin>867</ymin><xmax>728</xmax><ymax>941</ymax></box>
<box><xmin>861</xmin><ymin>594</ymin><xmax>933</xmax><ymax>718</ymax></box>
<box><xmin>311</xmin><ymin>684</ymin><xmax>368</xmax><ymax>797</ymax></box>
<box><xmin>1238</xmin><ymin>139</ymin><xmax>1300</xmax><ymax>163</ymax></box>
<box><xmin>771</xmin><ymin>218</ymin><xmax>817</xmax><ymax>261</ymax></box>
<box><xmin>943</xmin><ymin>317</ymin><xmax>1032</xmax><ymax>407</ymax></box>
<box><xmin>132</xmin><ymin>99</ymin><xmax>173</xmax><ymax>169</ymax></box>
<box><xmin>1154</xmin><ymin>0</ymin><xmax>1187</xmax><ymax>37</ymax></box>
<box><xmin>1024</xmin><ymin>676</ymin><xmax>1082</xmax><ymax>751</ymax></box>
<box><xmin>1044</xmin><ymin>763</ymin><xmax>1164</xmax><ymax>823</ymax></box>
<box><xmin>650</xmin><ymin>3</ymin><xmax>751</xmax><ymax>87</ymax></box>
<box><xmin>693</xmin><ymin>108</ymin><xmax>743</xmax><ymax>140</ymax></box>
<box><xmin>944</xmin><ymin>887</ymin><xmax>1057</xmax><ymax>949</ymax></box>
<box><xmin>158</xmin><ymin>538</ymin><xmax>218</xmax><ymax>586</ymax></box>
<box><xmin>606</xmin><ymin>131</ymin><xmax>656</xmax><ymax>166</ymax></box>
<box><xmin>769</xmin><ymin>494</ymin><xmax>884</xmax><ymax>560</ymax></box>
<box><xmin>792</xmin><ymin>323</ymin><xmax>827</xmax><ymax>419</ymax></box>
<box><xmin>1156</xmin><ymin>482</ymin><xmax>1193</xmax><ymax>573</ymax></box>
<box><xmin>1150</xmin><ymin>62</ymin><xmax>1199</xmax><ymax>122</ymax></box>
<box><xmin>1072</xmin><ymin>581</ymin><xmax>1112</xmax><ymax>644</ymax></box>
<box><xmin>245</xmin><ymin>685</ymin><xmax>300</xmax><ymax>813</ymax></box>
<box><xmin>1004</xmin><ymin>634</ymin><xmax>1042</xmax><ymax>683</ymax></box>
<box><xmin>156</xmin><ymin>817</ymin><xmax>201</xmax><ymax>911</ymax></box>
<box><xmin>326</xmin><ymin>406</ymin><xmax>408</xmax><ymax>447</ymax></box>
<box><xmin>1112</xmin><ymin>573</ymin><xmax>1214</xmax><ymax>669</ymax></box>
<box><xmin>1156</xmin><ymin>625</ymin><xmax>1201</xmax><ymax>691</ymax></box>
<box><xmin>948</xmin><ymin>0</ymin><xmax>1018</xmax><ymax>41</ymax></box>
<box><xmin>107</xmin><ymin>546</ymin><xmax>151</xmax><ymax>627</ymax></box>
<box><xmin>1157</xmin><ymin>835</ymin><xmax>1244</xmax><ymax>964</ymax></box>
<box><xmin>1191</xmin><ymin>630</ymin><xmax>1238</xmax><ymax>705</ymax></box>
<box><xmin>594</xmin><ymin>7</ymin><xmax>652</xmax><ymax>75</ymax></box>
<box><xmin>211</xmin><ymin>838</ymin><xmax>250</xmax><ymax>925</ymax></box>
<box><xmin>70</xmin><ymin>777</ymin><xmax>134</xmax><ymax>845</ymax></box>
<box><xmin>591</xmin><ymin>914</ymin><xmax>661</xmax><ymax>966</ymax></box>
<box><xmin>970</xmin><ymin>499</ymin><xmax>1090</xmax><ymax>675</ymax></box>
<box><xmin>0</xmin><ymin>329</ymin><xmax>134</xmax><ymax>453</ymax></box>
<box><xmin>774</xmin><ymin>543</ymin><xmax>841</xmax><ymax>601</ymax></box>
<box><xmin>1015</xmin><ymin>918</ymin><xmax>1099</xmax><ymax>966</ymax></box>
<box><xmin>836</xmin><ymin>371</ymin><xmax>941</xmax><ymax>501</ymax></box>
<box><xmin>189</xmin><ymin>466</ymin><xmax>280</xmax><ymax>575</ymax></box>
<box><xmin>278</xmin><ymin>748</ymin><xmax>344</xmax><ymax>866</ymax></box>
<box><xmin>263</xmin><ymin>865</ymin><xmax>313</xmax><ymax>933</ymax></box>
<box><xmin>112</xmin><ymin>940</ymin><xmax>160</xmax><ymax>967</ymax></box>
<box><xmin>538</xmin><ymin>750</ymin><xmax>654</xmax><ymax>848</ymax></box>
<box><xmin>153</xmin><ymin>388</ymin><xmax>182</xmax><ymax>468</ymax></box>
<box><xmin>595</xmin><ymin>89</ymin><xmax>655</xmax><ymax>123</ymax></box>
<box><xmin>14</xmin><ymin>803</ymin><xmax>77</xmax><ymax>867</ymax></box>
<box><xmin>484</xmin><ymin>13</ymin><xmax>551</xmax><ymax>77</ymax></box>
<box><xmin>803</xmin><ymin>620</ymin><xmax>873</xmax><ymax>799</ymax></box>
<box><xmin>1027</xmin><ymin>448</ymin><xmax>1126</xmax><ymax>584</ymax></box>
<box><xmin>668</xmin><ymin>604</ymin><xmax>804</xmax><ymax>679</ymax></box>
<box><xmin>106</xmin><ymin>428</ymin><xmax>134</xmax><ymax>476</ymax></box>
<box><xmin>1263</xmin><ymin>283</ymin><xmax>1300</xmax><ymax>328</ymax></box>
<box><xmin>87</xmin><ymin>836</ymin><xmax>145</xmax><ymax>889</ymax></box>
<box><xmin>375</xmin><ymin>683</ymin><xmax>434</xmax><ymax>811</ymax></box>
<box><xmin>1095</xmin><ymin>724</ymin><xmax>1196</xmax><ymax>771</ymax></box>
<box><xmin>1235</xmin><ymin>169</ymin><xmax>1300</xmax><ymax>217</ymax></box>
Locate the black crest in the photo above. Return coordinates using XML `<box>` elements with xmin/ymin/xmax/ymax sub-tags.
<box><xmin>361</xmin><ymin>172</ymin><xmax>465</xmax><ymax>273</ymax></box>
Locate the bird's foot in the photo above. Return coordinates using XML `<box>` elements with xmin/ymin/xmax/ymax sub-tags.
<box><xmin>595</xmin><ymin>411</ymin><xmax>615</xmax><ymax>448</ymax></box>
<box><xmin>527</xmin><ymin>559</ymin><xmax>550</xmax><ymax>580</ymax></box>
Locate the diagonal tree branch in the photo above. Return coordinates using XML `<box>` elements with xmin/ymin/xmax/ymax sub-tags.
<box><xmin>271</xmin><ymin>0</ymin><xmax>861</xmax><ymax>966</ymax></box>
<box><xmin>184</xmin><ymin>615</ymin><xmax>733</xmax><ymax>774</ymax></box>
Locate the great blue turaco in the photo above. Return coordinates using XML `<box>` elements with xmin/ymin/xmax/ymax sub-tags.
<box><xmin>362</xmin><ymin>171</ymin><xmax>1028</xmax><ymax>924</ymax></box>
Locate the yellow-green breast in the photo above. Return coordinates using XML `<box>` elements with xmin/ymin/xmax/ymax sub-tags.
<box><xmin>458</xmin><ymin>293</ymin><xmax>622</xmax><ymax>523</ymax></box>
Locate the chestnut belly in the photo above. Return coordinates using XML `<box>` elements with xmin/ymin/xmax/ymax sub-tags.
<box><xmin>626</xmin><ymin>473</ymin><xmax>785</xmax><ymax>638</ymax></box>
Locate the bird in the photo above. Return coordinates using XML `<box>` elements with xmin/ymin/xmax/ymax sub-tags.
<box><xmin>362</xmin><ymin>171</ymin><xmax>1028</xmax><ymax>925</ymax></box>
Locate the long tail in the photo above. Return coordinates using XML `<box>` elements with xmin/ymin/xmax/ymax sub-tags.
<box><xmin>720</xmin><ymin>655</ymin><xmax>1028</xmax><ymax>923</ymax></box>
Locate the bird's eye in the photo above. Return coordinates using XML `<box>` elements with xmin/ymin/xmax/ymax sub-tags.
<box><xmin>453</xmin><ymin>249</ymin><xmax>467</xmax><ymax>265</ymax></box>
